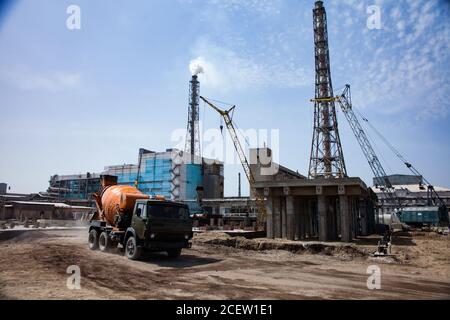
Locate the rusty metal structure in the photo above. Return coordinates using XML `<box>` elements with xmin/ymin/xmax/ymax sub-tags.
<box><xmin>184</xmin><ymin>75</ymin><xmax>201</xmax><ymax>163</ymax></box>
<box><xmin>308</xmin><ymin>1</ymin><xmax>347</xmax><ymax>179</ymax></box>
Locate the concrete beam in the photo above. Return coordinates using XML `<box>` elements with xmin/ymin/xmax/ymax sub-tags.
<box><xmin>254</xmin><ymin>177</ymin><xmax>368</xmax><ymax>190</ymax></box>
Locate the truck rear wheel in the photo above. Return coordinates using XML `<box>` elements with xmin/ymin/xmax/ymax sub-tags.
<box><xmin>125</xmin><ymin>236</ymin><xmax>141</xmax><ymax>260</ymax></box>
<box><xmin>98</xmin><ymin>231</ymin><xmax>110</xmax><ymax>252</ymax></box>
<box><xmin>88</xmin><ymin>229</ymin><xmax>99</xmax><ymax>250</ymax></box>
<box><xmin>167</xmin><ymin>248</ymin><xmax>182</xmax><ymax>258</ymax></box>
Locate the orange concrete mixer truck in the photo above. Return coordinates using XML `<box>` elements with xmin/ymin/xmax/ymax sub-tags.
<box><xmin>88</xmin><ymin>175</ymin><xmax>193</xmax><ymax>260</ymax></box>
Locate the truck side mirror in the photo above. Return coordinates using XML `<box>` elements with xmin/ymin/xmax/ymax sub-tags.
<box><xmin>136</xmin><ymin>208</ymin><xmax>142</xmax><ymax>217</ymax></box>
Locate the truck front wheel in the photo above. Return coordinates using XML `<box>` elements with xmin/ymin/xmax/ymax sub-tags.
<box><xmin>167</xmin><ymin>248</ymin><xmax>182</xmax><ymax>258</ymax></box>
<box><xmin>125</xmin><ymin>236</ymin><xmax>141</xmax><ymax>260</ymax></box>
<box><xmin>98</xmin><ymin>232</ymin><xmax>110</xmax><ymax>252</ymax></box>
<box><xmin>88</xmin><ymin>229</ymin><xmax>99</xmax><ymax>250</ymax></box>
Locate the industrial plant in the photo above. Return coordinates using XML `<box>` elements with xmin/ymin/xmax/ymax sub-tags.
<box><xmin>0</xmin><ymin>0</ymin><xmax>449</xmax><ymax>302</ymax></box>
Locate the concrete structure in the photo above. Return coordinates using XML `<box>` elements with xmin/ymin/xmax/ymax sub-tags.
<box><xmin>251</xmin><ymin>148</ymin><xmax>377</xmax><ymax>242</ymax></box>
<box><xmin>0</xmin><ymin>183</ymin><xmax>7</xmax><ymax>195</ymax></box>
<box><xmin>0</xmin><ymin>201</ymin><xmax>93</xmax><ymax>221</ymax></box>
<box><xmin>201</xmin><ymin>197</ymin><xmax>258</xmax><ymax>218</ymax></box>
<box><xmin>48</xmin><ymin>173</ymin><xmax>101</xmax><ymax>205</ymax></box>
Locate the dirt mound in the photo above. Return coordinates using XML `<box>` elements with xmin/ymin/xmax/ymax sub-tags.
<box><xmin>194</xmin><ymin>233</ymin><xmax>368</xmax><ymax>259</ymax></box>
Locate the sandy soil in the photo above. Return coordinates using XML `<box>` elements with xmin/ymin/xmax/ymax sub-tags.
<box><xmin>0</xmin><ymin>229</ymin><xmax>449</xmax><ymax>300</ymax></box>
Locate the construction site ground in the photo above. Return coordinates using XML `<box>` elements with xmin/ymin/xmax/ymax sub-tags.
<box><xmin>0</xmin><ymin>228</ymin><xmax>449</xmax><ymax>300</ymax></box>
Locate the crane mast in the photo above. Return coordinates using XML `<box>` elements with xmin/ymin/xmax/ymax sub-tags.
<box><xmin>199</xmin><ymin>96</ymin><xmax>267</xmax><ymax>228</ymax></box>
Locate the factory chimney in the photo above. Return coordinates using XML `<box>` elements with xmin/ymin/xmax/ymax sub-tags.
<box><xmin>184</xmin><ymin>68</ymin><xmax>202</xmax><ymax>164</ymax></box>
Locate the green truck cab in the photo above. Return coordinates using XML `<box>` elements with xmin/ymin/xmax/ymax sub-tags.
<box><xmin>89</xmin><ymin>199</ymin><xmax>193</xmax><ymax>260</ymax></box>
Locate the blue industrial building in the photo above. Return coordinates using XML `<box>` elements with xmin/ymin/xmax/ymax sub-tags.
<box><xmin>49</xmin><ymin>148</ymin><xmax>224</xmax><ymax>213</ymax></box>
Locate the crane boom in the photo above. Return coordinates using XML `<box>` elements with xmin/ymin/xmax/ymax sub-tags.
<box><xmin>359</xmin><ymin>115</ymin><xmax>447</xmax><ymax>208</ymax></box>
<box><xmin>200</xmin><ymin>96</ymin><xmax>267</xmax><ymax>228</ymax></box>
<box><xmin>330</xmin><ymin>85</ymin><xmax>401</xmax><ymax>214</ymax></box>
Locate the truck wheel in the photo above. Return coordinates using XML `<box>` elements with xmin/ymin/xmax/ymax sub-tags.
<box><xmin>88</xmin><ymin>229</ymin><xmax>99</xmax><ymax>250</ymax></box>
<box><xmin>98</xmin><ymin>231</ymin><xmax>110</xmax><ymax>252</ymax></box>
<box><xmin>167</xmin><ymin>248</ymin><xmax>182</xmax><ymax>258</ymax></box>
<box><xmin>125</xmin><ymin>236</ymin><xmax>141</xmax><ymax>260</ymax></box>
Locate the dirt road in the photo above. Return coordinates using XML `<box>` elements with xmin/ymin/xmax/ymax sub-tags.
<box><xmin>0</xmin><ymin>229</ymin><xmax>449</xmax><ymax>299</ymax></box>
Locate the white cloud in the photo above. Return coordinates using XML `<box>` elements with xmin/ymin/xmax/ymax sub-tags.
<box><xmin>396</xmin><ymin>20</ymin><xmax>406</xmax><ymax>31</ymax></box>
<box><xmin>190</xmin><ymin>38</ymin><xmax>310</xmax><ymax>93</ymax></box>
<box><xmin>204</xmin><ymin>0</ymin><xmax>282</xmax><ymax>17</ymax></box>
<box><xmin>0</xmin><ymin>65</ymin><xmax>81</xmax><ymax>91</ymax></box>
<box><xmin>390</xmin><ymin>6</ymin><xmax>402</xmax><ymax>20</ymax></box>
<box><xmin>183</xmin><ymin>0</ymin><xmax>450</xmax><ymax>119</ymax></box>
<box><xmin>332</xmin><ymin>0</ymin><xmax>450</xmax><ymax>120</ymax></box>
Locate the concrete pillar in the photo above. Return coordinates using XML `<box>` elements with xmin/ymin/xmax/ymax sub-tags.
<box><xmin>281</xmin><ymin>197</ymin><xmax>287</xmax><ymax>239</ymax></box>
<box><xmin>273</xmin><ymin>197</ymin><xmax>281</xmax><ymax>238</ymax></box>
<box><xmin>0</xmin><ymin>201</ymin><xmax>5</xmax><ymax>220</ymax></box>
<box><xmin>327</xmin><ymin>198</ymin><xmax>338</xmax><ymax>241</ymax></box>
<box><xmin>339</xmin><ymin>195</ymin><xmax>351</xmax><ymax>242</ymax></box>
<box><xmin>317</xmin><ymin>195</ymin><xmax>328</xmax><ymax>241</ymax></box>
<box><xmin>266</xmin><ymin>197</ymin><xmax>274</xmax><ymax>239</ymax></box>
<box><xmin>351</xmin><ymin>197</ymin><xmax>358</xmax><ymax>238</ymax></box>
<box><xmin>359</xmin><ymin>200</ymin><xmax>368</xmax><ymax>236</ymax></box>
<box><xmin>297</xmin><ymin>199</ymin><xmax>305</xmax><ymax>240</ymax></box>
<box><xmin>310</xmin><ymin>199</ymin><xmax>318</xmax><ymax>238</ymax></box>
<box><xmin>286</xmin><ymin>196</ymin><xmax>295</xmax><ymax>240</ymax></box>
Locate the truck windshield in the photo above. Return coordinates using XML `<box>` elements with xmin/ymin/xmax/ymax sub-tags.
<box><xmin>147</xmin><ymin>203</ymin><xmax>189</xmax><ymax>220</ymax></box>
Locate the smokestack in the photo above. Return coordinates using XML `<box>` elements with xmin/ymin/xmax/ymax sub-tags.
<box><xmin>184</xmin><ymin>57</ymin><xmax>205</xmax><ymax>163</ymax></box>
<box><xmin>184</xmin><ymin>74</ymin><xmax>201</xmax><ymax>163</ymax></box>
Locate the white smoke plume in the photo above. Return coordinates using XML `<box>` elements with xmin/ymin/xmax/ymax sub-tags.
<box><xmin>189</xmin><ymin>57</ymin><xmax>205</xmax><ymax>76</ymax></box>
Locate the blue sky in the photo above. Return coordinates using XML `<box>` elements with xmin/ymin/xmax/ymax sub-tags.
<box><xmin>0</xmin><ymin>0</ymin><xmax>449</xmax><ymax>195</ymax></box>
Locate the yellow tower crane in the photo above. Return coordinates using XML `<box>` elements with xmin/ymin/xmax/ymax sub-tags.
<box><xmin>199</xmin><ymin>96</ymin><xmax>267</xmax><ymax>231</ymax></box>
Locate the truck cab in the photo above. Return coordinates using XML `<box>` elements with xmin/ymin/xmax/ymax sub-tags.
<box><xmin>127</xmin><ymin>199</ymin><xmax>193</xmax><ymax>258</ymax></box>
<box><xmin>89</xmin><ymin>199</ymin><xmax>193</xmax><ymax>260</ymax></box>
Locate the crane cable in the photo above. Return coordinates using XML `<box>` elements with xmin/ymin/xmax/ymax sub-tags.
<box><xmin>354</xmin><ymin>108</ymin><xmax>395</xmax><ymax>176</ymax></box>
<box><xmin>354</xmin><ymin>109</ymin><xmax>438</xmax><ymax>193</ymax></box>
<box><xmin>203</xmin><ymin>99</ymin><xmax>251</xmax><ymax>150</ymax></box>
